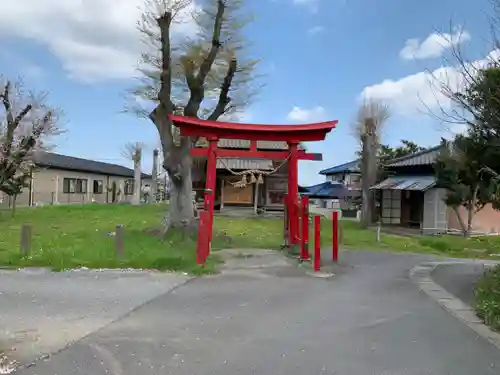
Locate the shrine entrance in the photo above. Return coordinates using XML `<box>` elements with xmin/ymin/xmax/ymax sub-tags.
<box><xmin>169</xmin><ymin>114</ymin><xmax>337</xmax><ymax>263</ymax></box>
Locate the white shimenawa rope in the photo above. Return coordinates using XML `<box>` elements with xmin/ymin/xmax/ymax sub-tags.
<box><xmin>218</xmin><ymin>152</ymin><xmax>292</xmax><ymax>187</ymax></box>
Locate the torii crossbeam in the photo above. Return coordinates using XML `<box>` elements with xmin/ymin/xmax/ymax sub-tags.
<box><xmin>169</xmin><ymin>114</ymin><xmax>338</xmax><ymax>261</ymax></box>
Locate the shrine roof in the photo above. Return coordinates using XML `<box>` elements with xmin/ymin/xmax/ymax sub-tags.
<box><xmin>195</xmin><ymin>138</ymin><xmax>305</xmax><ymax>151</ymax></box>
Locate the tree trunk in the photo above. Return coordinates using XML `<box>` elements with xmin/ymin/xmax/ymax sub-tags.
<box><xmin>360</xmin><ymin>128</ymin><xmax>377</xmax><ymax>227</ymax></box>
<box><xmin>452</xmin><ymin>206</ymin><xmax>468</xmax><ymax>236</ymax></box>
<box><xmin>132</xmin><ymin>159</ymin><xmax>141</xmax><ymax>206</ymax></box>
<box><xmin>151</xmin><ymin>150</ymin><xmax>158</xmax><ymax>204</ymax></box>
<box><xmin>466</xmin><ymin>207</ymin><xmax>474</xmax><ymax>236</ymax></box>
<box><xmin>360</xmin><ymin>135</ymin><xmax>370</xmax><ymax>228</ymax></box>
<box><xmin>11</xmin><ymin>195</ymin><xmax>17</xmax><ymax>217</ymax></box>
<box><xmin>162</xmin><ymin>147</ymin><xmax>197</xmax><ymax>235</ymax></box>
<box><xmin>466</xmin><ymin>196</ymin><xmax>477</xmax><ymax>237</ymax></box>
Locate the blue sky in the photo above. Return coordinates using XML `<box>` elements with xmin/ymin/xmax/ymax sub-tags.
<box><xmin>0</xmin><ymin>0</ymin><xmax>495</xmax><ymax>184</ymax></box>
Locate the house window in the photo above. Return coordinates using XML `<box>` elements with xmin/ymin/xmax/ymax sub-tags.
<box><xmin>63</xmin><ymin>178</ymin><xmax>76</xmax><ymax>193</ymax></box>
<box><xmin>63</xmin><ymin>178</ymin><xmax>87</xmax><ymax>194</ymax></box>
<box><xmin>76</xmin><ymin>179</ymin><xmax>88</xmax><ymax>193</ymax></box>
<box><xmin>124</xmin><ymin>179</ymin><xmax>134</xmax><ymax>195</ymax></box>
<box><xmin>350</xmin><ymin>175</ymin><xmax>361</xmax><ymax>184</ymax></box>
<box><xmin>93</xmin><ymin>180</ymin><xmax>103</xmax><ymax>194</ymax></box>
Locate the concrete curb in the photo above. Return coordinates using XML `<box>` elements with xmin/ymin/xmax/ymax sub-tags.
<box><xmin>410</xmin><ymin>260</ymin><xmax>500</xmax><ymax>351</ymax></box>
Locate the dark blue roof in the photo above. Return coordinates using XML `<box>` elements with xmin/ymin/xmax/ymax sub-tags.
<box><xmin>319</xmin><ymin>159</ymin><xmax>360</xmax><ymax>175</ymax></box>
<box><xmin>301</xmin><ymin>181</ymin><xmax>349</xmax><ymax>199</ymax></box>
<box><xmin>33</xmin><ymin>151</ymin><xmax>152</xmax><ymax>179</ymax></box>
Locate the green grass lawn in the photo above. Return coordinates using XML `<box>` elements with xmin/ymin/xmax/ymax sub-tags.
<box><xmin>0</xmin><ymin>204</ymin><xmax>214</xmax><ymax>274</ymax></box>
<box><xmin>0</xmin><ymin>204</ymin><xmax>499</xmax><ymax>274</ymax></box>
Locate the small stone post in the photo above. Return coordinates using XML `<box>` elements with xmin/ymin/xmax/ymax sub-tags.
<box><xmin>20</xmin><ymin>224</ymin><xmax>32</xmax><ymax>257</ymax></box>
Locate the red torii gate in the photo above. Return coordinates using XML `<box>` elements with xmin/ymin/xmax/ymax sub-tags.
<box><xmin>169</xmin><ymin>114</ymin><xmax>337</xmax><ymax>259</ymax></box>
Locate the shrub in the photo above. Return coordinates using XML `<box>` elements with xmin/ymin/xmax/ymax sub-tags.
<box><xmin>474</xmin><ymin>265</ymin><xmax>500</xmax><ymax>331</ymax></box>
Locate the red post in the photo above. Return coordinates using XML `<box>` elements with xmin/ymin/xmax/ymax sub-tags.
<box><xmin>332</xmin><ymin>210</ymin><xmax>339</xmax><ymax>262</ymax></box>
<box><xmin>287</xmin><ymin>142</ymin><xmax>299</xmax><ymax>245</ymax></box>
<box><xmin>204</xmin><ymin>138</ymin><xmax>218</xmax><ymax>248</ymax></box>
<box><xmin>196</xmin><ymin>210</ymin><xmax>209</xmax><ymax>265</ymax></box>
<box><xmin>282</xmin><ymin>193</ymin><xmax>289</xmax><ymax>247</ymax></box>
<box><xmin>314</xmin><ymin>215</ymin><xmax>321</xmax><ymax>271</ymax></box>
<box><xmin>300</xmin><ymin>195</ymin><xmax>309</xmax><ymax>260</ymax></box>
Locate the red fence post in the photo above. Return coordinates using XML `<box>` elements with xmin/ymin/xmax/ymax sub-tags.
<box><xmin>314</xmin><ymin>215</ymin><xmax>321</xmax><ymax>272</ymax></box>
<box><xmin>300</xmin><ymin>196</ymin><xmax>310</xmax><ymax>261</ymax></box>
<box><xmin>196</xmin><ymin>210</ymin><xmax>209</xmax><ymax>265</ymax></box>
<box><xmin>282</xmin><ymin>194</ymin><xmax>289</xmax><ymax>248</ymax></box>
<box><xmin>332</xmin><ymin>210</ymin><xmax>339</xmax><ymax>262</ymax></box>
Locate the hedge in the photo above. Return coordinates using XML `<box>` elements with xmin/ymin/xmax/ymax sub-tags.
<box><xmin>474</xmin><ymin>265</ymin><xmax>500</xmax><ymax>331</ymax></box>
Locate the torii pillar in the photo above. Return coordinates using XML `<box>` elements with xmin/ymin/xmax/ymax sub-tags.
<box><xmin>288</xmin><ymin>141</ymin><xmax>300</xmax><ymax>245</ymax></box>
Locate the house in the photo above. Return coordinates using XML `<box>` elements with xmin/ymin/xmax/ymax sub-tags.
<box><xmin>302</xmin><ymin>181</ymin><xmax>349</xmax><ymax>200</ymax></box>
<box><xmin>312</xmin><ymin>159</ymin><xmax>362</xmax><ymax>211</ymax></box>
<box><xmin>0</xmin><ymin>151</ymin><xmax>153</xmax><ymax>208</ymax></box>
<box><xmin>370</xmin><ymin>145</ymin><xmax>500</xmax><ymax>235</ymax></box>
<box><xmin>192</xmin><ymin>139</ymin><xmax>299</xmax><ymax>212</ymax></box>
<box><xmin>319</xmin><ymin>159</ymin><xmax>361</xmax><ymax>186</ymax></box>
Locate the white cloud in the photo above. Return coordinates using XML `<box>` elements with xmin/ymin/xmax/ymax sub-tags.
<box><xmin>0</xmin><ymin>0</ymin><xmax>198</xmax><ymax>83</ymax></box>
<box><xmin>360</xmin><ymin>50</ymin><xmax>500</xmax><ymax>117</ymax></box>
<box><xmin>220</xmin><ymin>109</ymin><xmax>253</xmax><ymax>123</ymax></box>
<box><xmin>293</xmin><ymin>0</ymin><xmax>320</xmax><ymax>13</ymax></box>
<box><xmin>308</xmin><ymin>26</ymin><xmax>325</xmax><ymax>35</ymax></box>
<box><xmin>399</xmin><ymin>28</ymin><xmax>471</xmax><ymax>60</ymax></box>
<box><xmin>287</xmin><ymin>106</ymin><xmax>327</xmax><ymax>122</ymax></box>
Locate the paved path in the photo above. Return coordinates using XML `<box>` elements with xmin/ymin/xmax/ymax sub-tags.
<box><xmin>0</xmin><ymin>269</ymin><xmax>189</xmax><ymax>368</ymax></box>
<box><xmin>431</xmin><ymin>262</ymin><xmax>491</xmax><ymax>306</ymax></box>
<box><xmin>8</xmin><ymin>250</ymin><xmax>500</xmax><ymax>375</ymax></box>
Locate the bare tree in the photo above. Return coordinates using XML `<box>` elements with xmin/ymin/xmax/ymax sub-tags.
<box><xmin>122</xmin><ymin>142</ymin><xmax>144</xmax><ymax>206</ymax></box>
<box><xmin>0</xmin><ymin>76</ymin><xmax>63</xmax><ymax>213</ymax></box>
<box><xmin>128</xmin><ymin>0</ymin><xmax>261</xmax><ymax>234</ymax></box>
<box><xmin>353</xmin><ymin>99</ymin><xmax>390</xmax><ymax>227</ymax></box>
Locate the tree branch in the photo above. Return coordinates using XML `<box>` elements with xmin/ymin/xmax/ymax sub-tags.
<box><xmin>149</xmin><ymin>11</ymin><xmax>176</xmax><ymax>156</ymax></box>
<box><xmin>1</xmin><ymin>82</ymin><xmax>33</xmax><ymax>153</ymax></box>
<box><xmin>197</xmin><ymin>0</ymin><xmax>225</xmax><ymax>84</ymax></box>
<box><xmin>208</xmin><ymin>57</ymin><xmax>237</xmax><ymax>121</ymax></box>
<box><xmin>1</xmin><ymin>82</ymin><xmax>15</xmax><ymax>137</ymax></box>
<box><xmin>157</xmin><ymin>12</ymin><xmax>173</xmax><ymax>113</ymax></box>
<box><xmin>184</xmin><ymin>0</ymin><xmax>226</xmax><ymax>118</ymax></box>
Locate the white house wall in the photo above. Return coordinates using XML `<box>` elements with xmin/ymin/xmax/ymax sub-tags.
<box><xmin>422</xmin><ymin>188</ymin><xmax>448</xmax><ymax>234</ymax></box>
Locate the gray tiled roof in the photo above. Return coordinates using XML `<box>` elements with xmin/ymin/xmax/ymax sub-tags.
<box><xmin>370</xmin><ymin>176</ymin><xmax>436</xmax><ymax>191</ymax></box>
<box><xmin>319</xmin><ymin>159</ymin><xmax>360</xmax><ymax>175</ymax></box>
<box><xmin>386</xmin><ymin>145</ymin><xmax>442</xmax><ymax>167</ymax></box>
<box><xmin>216</xmin><ymin>158</ymin><xmax>273</xmax><ymax>171</ymax></box>
<box><xmin>32</xmin><ymin>151</ymin><xmax>152</xmax><ymax>178</ymax></box>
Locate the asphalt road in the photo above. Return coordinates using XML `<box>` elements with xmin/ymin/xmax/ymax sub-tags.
<box><xmin>8</xmin><ymin>251</ymin><xmax>500</xmax><ymax>375</ymax></box>
<box><xmin>0</xmin><ymin>268</ymin><xmax>189</xmax><ymax>366</ymax></box>
<box><xmin>431</xmin><ymin>263</ymin><xmax>491</xmax><ymax>306</ymax></box>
